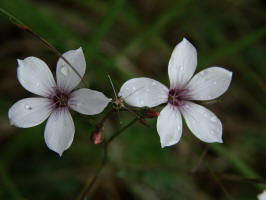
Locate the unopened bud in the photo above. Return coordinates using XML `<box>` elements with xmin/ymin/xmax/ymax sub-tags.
<box><xmin>91</xmin><ymin>132</ymin><xmax>103</xmax><ymax>144</ymax></box>
<box><xmin>145</xmin><ymin>111</ymin><xmax>160</xmax><ymax>118</ymax></box>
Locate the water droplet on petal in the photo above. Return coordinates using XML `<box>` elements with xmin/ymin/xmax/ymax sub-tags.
<box><xmin>61</xmin><ymin>66</ymin><xmax>70</xmax><ymax>76</ymax></box>
<box><xmin>210</xmin><ymin>130</ymin><xmax>215</xmax><ymax>134</ymax></box>
<box><xmin>180</xmin><ymin>66</ymin><xmax>184</xmax><ymax>71</ymax></box>
<box><xmin>211</xmin><ymin>116</ymin><xmax>217</xmax><ymax>122</ymax></box>
<box><xmin>152</xmin><ymin>81</ymin><xmax>157</xmax><ymax>86</ymax></box>
<box><xmin>132</xmin><ymin>86</ymin><xmax>136</xmax><ymax>91</ymax></box>
<box><xmin>24</xmin><ymin>104</ymin><xmax>32</xmax><ymax>110</ymax></box>
<box><xmin>204</xmin><ymin>113</ymin><xmax>208</xmax><ymax>117</ymax></box>
<box><xmin>213</xmin><ymin>81</ymin><xmax>217</xmax><ymax>85</ymax></box>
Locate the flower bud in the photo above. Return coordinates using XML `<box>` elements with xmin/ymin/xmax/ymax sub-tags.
<box><xmin>91</xmin><ymin>132</ymin><xmax>103</xmax><ymax>144</ymax></box>
<box><xmin>144</xmin><ymin>111</ymin><xmax>160</xmax><ymax>118</ymax></box>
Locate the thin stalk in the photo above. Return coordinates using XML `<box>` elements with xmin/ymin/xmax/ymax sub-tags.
<box><xmin>0</xmin><ymin>8</ymin><xmax>88</xmax><ymax>87</ymax></box>
<box><xmin>76</xmin><ymin>117</ymin><xmax>139</xmax><ymax>200</ymax></box>
<box><xmin>76</xmin><ymin>140</ymin><xmax>108</xmax><ymax>200</ymax></box>
<box><xmin>184</xmin><ymin>136</ymin><xmax>234</xmax><ymax>200</ymax></box>
<box><xmin>107</xmin><ymin>118</ymin><xmax>138</xmax><ymax>144</ymax></box>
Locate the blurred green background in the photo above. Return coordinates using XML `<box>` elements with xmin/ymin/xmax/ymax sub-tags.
<box><xmin>0</xmin><ymin>0</ymin><xmax>266</xmax><ymax>199</ymax></box>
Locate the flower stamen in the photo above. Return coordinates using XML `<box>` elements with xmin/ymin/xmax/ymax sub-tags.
<box><xmin>51</xmin><ymin>90</ymin><xmax>69</xmax><ymax>108</ymax></box>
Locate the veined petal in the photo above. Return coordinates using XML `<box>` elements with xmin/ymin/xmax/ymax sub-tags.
<box><xmin>168</xmin><ymin>38</ymin><xmax>197</xmax><ymax>89</ymax></box>
<box><xmin>17</xmin><ymin>57</ymin><xmax>56</xmax><ymax>97</ymax></box>
<box><xmin>56</xmin><ymin>47</ymin><xmax>86</xmax><ymax>93</ymax></box>
<box><xmin>8</xmin><ymin>98</ymin><xmax>52</xmax><ymax>128</ymax></box>
<box><xmin>156</xmin><ymin>104</ymin><xmax>183</xmax><ymax>148</ymax></box>
<box><xmin>118</xmin><ymin>78</ymin><xmax>168</xmax><ymax>108</ymax></box>
<box><xmin>186</xmin><ymin>67</ymin><xmax>232</xmax><ymax>101</ymax></box>
<box><xmin>44</xmin><ymin>109</ymin><xmax>75</xmax><ymax>156</ymax></box>
<box><xmin>181</xmin><ymin>101</ymin><xmax>223</xmax><ymax>143</ymax></box>
<box><xmin>69</xmin><ymin>88</ymin><xmax>111</xmax><ymax>115</ymax></box>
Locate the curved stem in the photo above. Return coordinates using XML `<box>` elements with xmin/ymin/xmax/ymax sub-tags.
<box><xmin>0</xmin><ymin>8</ymin><xmax>88</xmax><ymax>87</ymax></box>
<box><xmin>76</xmin><ymin>140</ymin><xmax>108</xmax><ymax>200</ymax></box>
<box><xmin>77</xmin><ymin>117</ymin><xmax>139</xmax><ymax>200</ymax></box>
<box><xmin>107</xmin><ymin>118</ymin><xmax>138</xmax><ymax>144</ymax></box>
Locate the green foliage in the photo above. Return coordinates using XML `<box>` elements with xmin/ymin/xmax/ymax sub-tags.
<box><xmin>0</xmin><ymin>0</ymin><xmax>266</xmax><ymax>199</ymax></box>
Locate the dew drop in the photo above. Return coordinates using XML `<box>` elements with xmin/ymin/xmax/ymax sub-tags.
<box><xmin>180</xmin><ymin>66</ymin><xmax>184</xmax><ymax>71</ymax></box>
<box><xmin>204</xmin><ymin>113</ymin><xmax>208</xmax><ymax>117</ymax></box>
<box><xmin>211</xmin><ymin>116</ymin><xmax>217</xmax><ymax>122</ymax></box>
<box><xmin>132</xmin><ymin>86</ymin><xmax>136</xmax><ymax>91</ymax></box>
<box><xmin>61</xmin><ymin>66</ymin><xmax>70</xmax><ymax>76</ymax></box>
<box><xmin>152</xmin><ymin>81</ymin><xmax>157</xmax><ymax>86</ymax></box>
<box><xmin>210</xmin><ymin>130</ymin><xmax>215</xmax><ymax>134</ymax></box>
<box><xmin>24</xmin><ymin>104</ymin><xmax>32</xmax><ymax>110</ymax></box>
<box><xmin>213</xmin><ymin>81</ymin><xmax>217</xmax><ymax>85</ymax></box>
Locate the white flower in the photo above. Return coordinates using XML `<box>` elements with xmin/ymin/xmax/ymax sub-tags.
<box><xmin>118</xmin><ymin>38</ymin><xmax>232</xmax><ymax>147</ymax></box>
<box><xmin>258</xmin><ymin>190</ymin><xmax>266</xmax><ymax>200</ymax></box>
<box><xmin>8</xmin><ymin>48</ymin><xmax>111</xmax><ymax>156</ymax></box>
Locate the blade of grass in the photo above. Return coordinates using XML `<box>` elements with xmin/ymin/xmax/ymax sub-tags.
<box><xmin>115</xmin><ymin>0</ymin><xmax>192</xmax><ymax>57</ymax></box>
<box><xmin>210</xmin><ymin>143</ymin><xmax>266</xmax><ymax>190</ymax></box>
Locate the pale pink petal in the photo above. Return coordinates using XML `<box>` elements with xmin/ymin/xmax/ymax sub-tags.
<box><xmin>8</xmin><ymin>98</ymin><xmax>52</xmax><ymax>128</ymax></box>
<box><xmin>69</xmin><ymin>88</ymin><xmax>111</xmax><ymax>115</ymax></box>
<box><xmin>118</xmin><ymin>78</ymin><xmax>168</xmax><ymax>108</ymax></box>
<box><xmin>168</xmin><ymin>38</ymin><xmax>197</xmax><ymax>89</ymax></box>
<box><xmin>180</xmin><ymin>101</ymin><xmax>223</xmax><ymax>143</ymax></box>
<box><xmin>56</xmin><ymin>47</ymin><xmax>86</xmax><ymax>93</ymax></box>
<box><xmin>17</xmin><ymin>57</ymin><xmax>56</xmax><ymax>97</ymax></box>
<box><xmin>156</xmin><ymin>104</ymin><xmax>182</xmax><ymax>148</ymax></box>
<box><xmin>44</xmin><ymin>109</ymin><xmax>75</xmax><ymax>156</ymax></box>
<box><xmin>186</xmin><ymin>67</ymin><xmax>232</xmax><ymax>101</ymax></box>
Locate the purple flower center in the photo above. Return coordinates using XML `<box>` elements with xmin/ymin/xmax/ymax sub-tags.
<box><xmin>51</xmin><ymin>90</ymin><xmax>69</xmax><ymax>109</ymax></box>
<box><xmin>168</xmin><ymin>88</ymin><xmax>189</xmax><ymax>107</ymax></box>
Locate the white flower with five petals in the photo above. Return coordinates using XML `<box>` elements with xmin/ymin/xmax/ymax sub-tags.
<box><xmin>8</xmin><ymin>48</ymin><xmax>111</xmax><ymax>156</ymax></box>
<box><xmin>119</xmin><ymin>38</ymin><xmax>232</xmax><ymax>147</ymax></box>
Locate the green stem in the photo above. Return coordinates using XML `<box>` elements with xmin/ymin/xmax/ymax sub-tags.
<box><xmin>76</xmin><ymin>117</ymin><xmax>139</xmax><ymax>200</ymax></box>
<box><xmin>210</xmin><ymin>143</ymin><xmax>266</xmax><ymax>190</ymax></box>
<box><xmin>0</xmin><ymin>8</ymin><xmax>87</xmax><ymax>87</ymax></box>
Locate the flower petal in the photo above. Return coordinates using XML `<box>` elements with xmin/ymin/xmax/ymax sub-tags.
<box><xmin>8</xmin><ymin>98</ymin><xmax>52</xmax><ymax>128</ymax></box>
<box><xmin>258</xmin><ymin>190</ymin><xmax>266</xmax><ymax>200</ymax></box>
<box><xmin>186</xmin><ymin>67</ymin><xmax>232</xmax><ymax>101</ymax></box>
<box><xmin>17</xmin><ymin>57</ymin><xmax>56</xmax><ymax>97</ymax></box>
<box><xmin>181</xmin><ymin>101</ymin><xmax>223</xmax><ymax>143</ymax></box>
<box><xmin>168</xmin><ymin>38</ymin><xmax>197</xmax><ymax>89</ymax></box>
<box><xmin>56</xmin><ymin>47</ymin><xmax>86</xmax><ymax>93</ymax></box>
<box><xmin>44</xmin><ymin>109</ymin><xmax>75</xmax><ymax>156</ymax></box>
<box><xmin>69</xmin><ymin>88</ymin><xmax>111</xmax><ymax>115</ymax></box>
<box><xmin>156</xmin><ymin>104</ymin><xmax>182</xmax><ymax>148</ymax></box>
<box><xmin>118</xmin><ymin>78</ymin><xmax>168</xmax><ymax>108</ymax></box>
